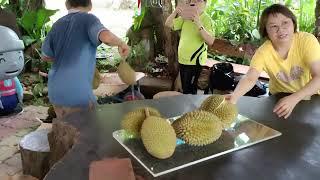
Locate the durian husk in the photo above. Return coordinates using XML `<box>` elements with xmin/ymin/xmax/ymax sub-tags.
<box><xmin>121</xmin><ymin>107</ymin><xmax>161</xmax><ymax>137</ymax></box>
<box><xmin>141</xmin><ymin>109</ymin><xmax>176</xmax><ymax>159</ymax></box>
<box><xmin>172</xmin><ymin>110</ymin><xmax>223</xmax><ymax>146</ymax></box>
<box><xmin>117</xmin><ymin>59</ymin><xmax>136</xmax><ymax>85</ymax></box>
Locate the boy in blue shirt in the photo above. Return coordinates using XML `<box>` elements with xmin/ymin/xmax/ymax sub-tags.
<box><xmin>42</xmin><ymin>0</ymin><xmax>130</xmax><ymax>119</ymax></box>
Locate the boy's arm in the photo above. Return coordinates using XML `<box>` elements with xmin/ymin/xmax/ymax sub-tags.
<box><xmin>165</xmin><ymin>7</ymin><xmax>182</xmax><ymax>28</ymax></box>
<box><xmin>193</xmin><ymin>16</ymin><xmax>215</xmax><ymax>46</ymax></box>
<box><xmin>41</xmin><ymin>55</ymin><xmax>54</xmax><ymax>62</ymax></box>
<box><xmin>41</xmin><ymin>30</ymin><xmax>55</xmax><ymax>62</ymax></box>
<box><xmin>99</xmin><ymin>30</ymin><xmax>130</xmax><ymax>58</ymax></box>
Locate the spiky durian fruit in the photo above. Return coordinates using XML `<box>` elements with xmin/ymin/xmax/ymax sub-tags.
<box><xmin>118</xmin><ymin>60</ymin><xmax>136</xmax><ymax>85</ymax></box>
<box><xmin>141</xmin><ymin>109</ymin><xmax>176</xmax><ymax>159</ymax></box>
<box><xmin>121</xmin><ymin>107</ymin><xmax>161</xmax><ymax>137</ymax></box>
<box><xmin>200</xmin><ymin>95</ymin><xmax>238</xmax><ymax>128</ymax></box>
<box><xmin>213</xmin><ymin>102</ymin><xmax>238</xmax><ymax>128</ymax></box>
<box><xmin>200</xmin><ymin>95</ymin><xmax>225</xmax><ymax>113</ymax></box>
<box><xmin>172</xmin><ymin>110</ymin><xmax>223</xmax><ymax>146</ymax></box>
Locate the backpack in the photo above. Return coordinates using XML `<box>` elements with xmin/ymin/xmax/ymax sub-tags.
<box><xmin>205</xmin><ymin>62</ymin><xmax>267</xmax><ymax>97</ymax></box>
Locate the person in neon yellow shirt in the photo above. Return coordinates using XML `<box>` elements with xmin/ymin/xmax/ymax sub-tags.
<box><xmin>226</xmin><ymin>4</ymin><xmax>320</xmax><ymax>119</ymax></box>
<box><xmin>165</xmin><ymin>0</ymin><xmax>215</xmax><ymax>94</ymax></box>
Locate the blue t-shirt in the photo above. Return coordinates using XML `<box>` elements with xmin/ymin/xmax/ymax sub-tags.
<box><xmin>42</xmin><ymin>12</ymin><xmax>107</xmax><ymax>107</ymax></box>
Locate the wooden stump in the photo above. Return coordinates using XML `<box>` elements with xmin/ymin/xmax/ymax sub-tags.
<box><xmin>19</xmin><ymin>129</ymin><xmax>51</xmax><ymax>180</ymax></box>
<box><xmin>47</xmin><ymin>120</ymin><xmax>78</xmax><ymax>168</ymax></box>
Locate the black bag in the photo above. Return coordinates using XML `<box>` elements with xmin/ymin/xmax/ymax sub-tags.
<box><xmin>205</xmin><ymin>62</ymin><xmax>267</xmax><ymax>97</ymax></box>
<box><xmin>205</xmin><ymin>62</ymin><xmax>236</xmax><ymax>93</ymax></box>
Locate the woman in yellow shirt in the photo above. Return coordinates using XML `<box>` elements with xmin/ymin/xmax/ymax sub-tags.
<box><xmin>226</xmin><ymin>4</ymin><xmax>320</xmax><ymax>119</ymax></box>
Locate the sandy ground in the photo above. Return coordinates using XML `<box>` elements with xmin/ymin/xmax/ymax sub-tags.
<box><xmin>45</xmin><ymin>0</ymin><xmax>135</xmax><ymax>38</ymax></box>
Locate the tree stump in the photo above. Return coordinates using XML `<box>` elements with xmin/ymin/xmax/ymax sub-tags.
<box><xmin>19</xmin><ymin>129</ymin><xmax>51</xmax><ymax>180</ymax></box>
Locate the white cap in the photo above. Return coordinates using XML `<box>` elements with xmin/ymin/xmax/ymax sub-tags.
<box><xmin>0</xmin><ymin>25</ymin><xmax>24</xmax><ymax>53</ymax></box>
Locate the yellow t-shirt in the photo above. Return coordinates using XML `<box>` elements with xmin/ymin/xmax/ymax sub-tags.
<box><xmin>173</xmin><ymin>13</ymin><xmax>214</xmax><ymax>65</ymax></box>
<box><xmin>250</xmin><ymin>32</ymin><xmax>320</xmax><ymax>94</ymax></box>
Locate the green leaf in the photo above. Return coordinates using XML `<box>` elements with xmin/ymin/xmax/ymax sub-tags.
<box><xmin>0</xmin><ymin>0</ymin><xmax>8</xmax><ymax>6</ymax></box>
<box><xmin>252</xmin><ymin>29</ymin><xmax>260</xmax><ymax>39</ymax></box>
<box><xmin>35</xmin><ymin>8</ymin><xmax>58</xmax><ymax>30</ymax></box>
<box><xmin>18</xmin><ymin>11</ymin><xmax>37</xmax><ymax>36</ymax></box>
<box><xmin>22</xmin><ymin>35</ymin><xmax>37</xmax><ymax>46</ymax></box>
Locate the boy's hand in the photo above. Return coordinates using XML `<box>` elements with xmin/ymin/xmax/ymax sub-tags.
<box><xmin>174</xmin><ymin>4</ymin><xmax>183</xmax><ymax>15</ymax></box>
<box><xmin>118</xmin><ymin>42</ymin><xmax>130</xmax><ymax>58</ymax></box>
<box><xmin>192</xmin><ymin>10</ymin><xmax>201</xmax><ymax>27</ymax></box>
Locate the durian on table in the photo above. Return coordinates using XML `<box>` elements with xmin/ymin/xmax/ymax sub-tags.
<box><xmin>121</xmin><ymin>107</ymin><xmax>161</xmax><ymax>137</ymax></box>
<box><xmin>140</xmin><ymin>108</ymin><xmax>176</xmax><ymax>159</ymax></box>
<box><xmin>200</xmin><ymin>95</ymin><xmax>238</xmax><ymax>129</ymax></box>
<box><xmin>172</xmin><ymin>110</ymin><xmax>223</xmax><ymax>146</ymax></box>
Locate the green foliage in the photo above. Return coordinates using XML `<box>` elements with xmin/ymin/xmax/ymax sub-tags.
<box><xmin>18</xmin><ymin>8</ymin><xmax>58</xmax><ymax>46</ymax></box>
<box><xmin>96</xmin><ymin>44</ymin><xmax>122</xmax><ymax>72</ymax></box>
<box><xmin>284</xmin><ymin>0</ymin><xmax>316</xmax><ymax>33</ymax></box>
<box><xmin>126</xmin><ymin>40</ymin><xmax>149</xmax><ymax>71</ymax></box>
<box><xmin>205</xmin><ymin>0</ymin><xmax>316</xmax><ymax>64</ymax></box>
<box><xmin>0</xmin><ymin>0</ymin><xmax>8</xmax><ymax>6</ymax></box>
<box><xmin>132</xmin><ymin>6</ymin><xmax>146</xmax><ymax>31</ymax></box>
<box><xmin>207</xmin><ymin>0</ymin><xmax>316</xmax><ymax>44</ymax></box>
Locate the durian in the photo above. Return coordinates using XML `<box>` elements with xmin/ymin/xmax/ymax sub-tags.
<box><xmin>172</xmin><ymin>110</ymin><xmax>223</xmax><ymax>146</ymax></box>
<box><xmin>121</xmin><ymin>107</ymin><xmax>161</xmax><ymax>137</ymax></box>
<box><xmin>200</xmin><ymin>95</ymin><xmax>238</xmax><ymax>128</ymax></box>
<box><xmin>141</xmin><ymin>108</ymin><xmax>176</xmax><ymax>159</ymax></box>
<box><xmin>200</xmin><ymin>95</ymin><xmax>225</xmax><ymax>112</ymax></box>
<box><xmin>117</xmin><ymin>59</ymin><xmax>136</xmax><ymax>85</ymax></box>
<box><xmin>213</xmin><ymin>102</ymin><xmax>238</xmax><ymax>128</ymax></box>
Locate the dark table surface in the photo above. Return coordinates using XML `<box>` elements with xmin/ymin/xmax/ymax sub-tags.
<box><xmin>44</xmin><ymin>94</ymin><xmax>320</xmax><ymax>180</ymax></box>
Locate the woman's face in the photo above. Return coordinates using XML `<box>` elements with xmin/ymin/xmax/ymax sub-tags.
<box><xmin>266</xmin><ymin>13</ymin><xmax>295</xmax><ymax>45</ymax></box>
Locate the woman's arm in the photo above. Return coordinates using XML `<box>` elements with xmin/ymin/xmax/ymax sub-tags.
<box><xmin>273</xmin><ymin>60</ymin><xmax>320</xmax><ymax>119</ymax></box>
<box><xmin>293</xmin><ymin>61</ymin><xmax>320</xmax><ymax>99</ymax></box>
<box><xmin>226</xmin><ymin>68</ymin><xmax>261</xmax><ymax>104</ymax></box>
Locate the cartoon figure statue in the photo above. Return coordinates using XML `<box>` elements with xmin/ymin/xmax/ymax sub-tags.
<box><xmin>0</xmin><ymin>25</ymin><xmax>24</xmax><ymax>116</ymax></box>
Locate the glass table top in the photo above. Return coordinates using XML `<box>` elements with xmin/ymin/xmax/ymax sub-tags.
<box><xmin>113</xmin><ymin>114</ymin><xmax>281</xmax><ymax>177</ymax></box>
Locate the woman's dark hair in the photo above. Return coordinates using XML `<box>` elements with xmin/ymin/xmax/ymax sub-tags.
<box><xmin>259</xmin><ymin>4</ymin><xmax>297</xmax><ymax>38</ymax></box>
<box><xmin>66</xmin><ymin>0</ymin><xmax>92</xmax><ymax>8</ymax></box>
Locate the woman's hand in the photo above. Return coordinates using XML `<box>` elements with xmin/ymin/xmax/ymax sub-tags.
<box><xmin>224</xmin><ymin>94</ymin><xmax>237</xmax><ymax>104</ymax></box>
<box><xmin>273</xmin><ymin>94</ymin><xmax>301</xmax><ymax>119</ymax></box>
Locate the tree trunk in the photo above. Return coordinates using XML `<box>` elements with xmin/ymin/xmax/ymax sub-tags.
<box><xmin>127</xmin><ymin>1</ymin><xmax>179</xmax><ymax>86</ymax></box>
<box><xmin>8</xmin><ymin>0</ymin><xmax>44</xmax><ymax>16</ymax></box>
<box><xmin>149</xmin><ymin>5</ymin><xmax>179</xmax><ymax>78</ymax></box>
<box><xmin>315</xmin><ymin>0</ymin><xmax>320</xmax><ymax>41</ymax></box>
<box><xmin>19</xmin><ymin>129</ymin><xmax>51</xmax><ymax>180</ymax></box>
<box><xmin>162</xmin><ymin>0</ymin><xmax>179</xmax><ymax>80</ymax></box>
<box><xmin>0</xmin><ymin>8</ymin><xmax>21</xmax><ymax>37</ymax></box>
